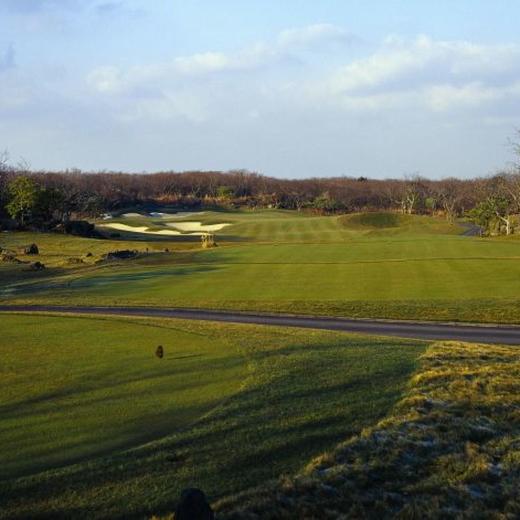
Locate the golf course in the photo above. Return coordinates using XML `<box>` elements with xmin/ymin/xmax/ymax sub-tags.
<box><xmin>2</xmin><ymin>210</ymin><xmax>520</xmax><ymax>322</ymax></box>
<box><xmin>3</xmin><ymin>3</ymin><xmax>520</xmax><ymax>516</ymax></box>
<box><xmin>1</xmin><ymin>209</ymin><xmax>520</xmax><ymax>518</ymax></box>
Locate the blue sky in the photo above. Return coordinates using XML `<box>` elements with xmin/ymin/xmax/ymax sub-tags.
<box><xmin>1</xmin><ymin>0</ymin><xmax>520</xmax><ymax>178</ymax></box>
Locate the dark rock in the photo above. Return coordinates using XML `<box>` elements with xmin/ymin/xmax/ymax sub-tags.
<box><xmin>174</xmin><ymin>488</ymin><xmax>214</xmax><ymax>520</ymax></box>
<box><xmin>105</xmin><ymin>249</ymin><xmax>138</xmax><ymax>261</ymax></box>
<box><xmin>155</xmin><ymin>345</ymin><xmax>164</xmax><ymax>359</ymax></box>
<box><xmin>18</xmin><ymin>243</ymin><xmax>39</xmax><ymax>255</ymax></box>
<box><xmin>29</xmin><ymin>261</ymin><xmax>45</xmax><ymax>271</ymax></box>
<box><xmin>85</xmin><ymin>252</ymin><xmax>93</xmax><ymax>257</ymax></box>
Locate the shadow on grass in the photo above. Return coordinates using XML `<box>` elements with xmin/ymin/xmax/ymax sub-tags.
<box><xmin>1</xmin><ymin>263</ymin><xmax>224</xmax><ymax>297</ymax></box>
<box><xmin>0</xmin><ymin>356</ymin><xmax>240</xmax><ymax>422</ymax></box>
<box><xmin>0</xmin><ymin>339</ymin><xmax>423</xmax><ymax>520</ymax></box>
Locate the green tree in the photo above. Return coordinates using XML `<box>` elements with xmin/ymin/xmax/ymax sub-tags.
<box><xmin>469</xmin><ymin>196</ymin><xmax>513</xmax><ymax>236</ymax></box>
<box><xmin>34</xmin><ymin>187</ymin><xmax>65</xmax><ymax>223</ymax></box>
<box><xmin>469</xmin><ymin>199</ymin><xmax>494</xmax><ymax>234</ymax></box>
<box><xmin>312</xmin><ymin>192</ymin><xmax>345</xmax><ymax>213</ymax></box>
<box><xmin>216</xmin><ymin>185</ymin><xmax>234</xmax><ymax>199</ymax></box>
<box><xmin>489</xmin><ymin>195</ymin><xmax>514</xmax><ymax>235</ymax></box>
<box><xmin>6</xmin><ymin>176</ymin><xmax>39</xmax><ymax>226</ymax></box>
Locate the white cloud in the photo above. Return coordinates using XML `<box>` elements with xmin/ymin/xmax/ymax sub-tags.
<box><xmin>87</xmin><ymin>22</ymin><xmax>355</xmax><ymax>94</ymax></box>
<box><xmin>78</xmin><ymin>29</ymin><xmax>520</xmax><ymax>171</ymax></box>
<box><xmin>172</xmin><ymin>43</ymin><xmax>278</xmax><ymax>75</ymax></box>
<box><xmin>425</xmin><ymin>81</ymin><xmax>520</xmax><ymax>111</ymax></box>
<box><xmin>426</xmin><ymin>83</ymin><xmax>499</xmax><ymax>111</ymax></box>
<box><xmin>304</xmin><ymin>35</ymin><xmax>520</xmax><ymax>114</ymax></box>
<box><xmin>169</xmin><ymin>23</ymin><xmax>353</xmax><ymax>77</ymax></box>
<box><xmin>118</xmin><ymin>91</ymin><xmax>210</xmax><ymax>124</ymax></box>
<box><xmin>326</xmin><ymin>35</ymin><xmax>520</xmax><ymax>95</ymax></box>
<box><xmin>86</xmin><ymin>66</ymin><xmax>122</xmax><ymax>93</ymax></box>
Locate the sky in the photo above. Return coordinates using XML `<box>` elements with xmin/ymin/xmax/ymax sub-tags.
<box><xmin>1</xmin><ymin>0</ymin><xmax>520</xmax><ymax>179</ymax></box>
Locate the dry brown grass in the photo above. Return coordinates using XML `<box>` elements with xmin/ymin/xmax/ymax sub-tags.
<box><xmin>214</xmin><ymin>341</ymin><xmax>520</xmax><ymax>519</ymax></box>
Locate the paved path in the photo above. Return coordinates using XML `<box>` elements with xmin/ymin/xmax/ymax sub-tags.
<box><xmin>1</xmin><ymin>305</ymin><xmax>520</xmax><ymax>345</ymax></box>
<box><xmin>460</xmin><ymin>222</ymin><xmax>483</xmax><ymax>236</ymax></box>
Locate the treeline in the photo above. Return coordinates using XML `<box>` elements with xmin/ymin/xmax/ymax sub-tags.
<box><xmin>1</xmin><ymin>154</ymin><xmax>520</xmax><ymax>236</ymax></box>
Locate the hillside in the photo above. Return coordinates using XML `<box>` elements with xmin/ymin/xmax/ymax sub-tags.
<box><xmin>0</xmin><ymin>314</ymin><xmax>423</xmax><ymax>519</ymax></box>
<box><xmin>214</xmin><ymin>341</ymin><xmax>520</xmax><ymax>518</ymax></box>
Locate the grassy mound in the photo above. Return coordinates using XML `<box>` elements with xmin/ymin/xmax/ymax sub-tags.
<box><xmin>339</xmin><ymin>211</ymin><xmax>459</xmax><ymax>235</ymax></box>
<box><xmin>215</xmin><ymin>341</ymin><xmax>520</xmax><ymax>519</ymax></box>
<box><xmin>342</xmin><ymin>212</ymin><xmax>404</xmax><ymax>228</ymax></box>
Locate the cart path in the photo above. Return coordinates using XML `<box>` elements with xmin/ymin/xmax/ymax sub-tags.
<box><xmin>1</xmin><ymin>304</ymin><xmax>520</xmax><ymax>345</ymax></box>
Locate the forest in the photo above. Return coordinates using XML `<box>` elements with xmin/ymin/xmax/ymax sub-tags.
<box><xmin>1</xmin><ymin>150</ymin><xmax>520</xmax><ymax>236</ymax></box>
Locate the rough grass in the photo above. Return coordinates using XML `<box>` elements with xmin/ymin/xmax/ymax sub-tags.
<box><xmin>214</xmin><ymin>341</ymin><xmax>520</xmax><ymax>519</ymax></box>
<box><xmin>0</xmin><ymin>231</ymin><xmax>199</xmax><ymax>290</ymax></box>
<box><xmin>0</xmin><ymin>314</ymin><xmax>424</xmax><ymax>519</ymax></box>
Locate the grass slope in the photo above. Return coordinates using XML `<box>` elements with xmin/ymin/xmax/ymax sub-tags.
<box><xmin>0</xmin><ymin>314</ymin><xmax>424</xmax><ymax>519</ymax></box>
<box><xmin>0</xmin><ymin>314</ymin><xmax>245</xmax><ymax>480</ymax></box>
<box><xmin>215</xmin><ymin>341</ymin><xmax>520</xmax><ymax>519</ymax></box>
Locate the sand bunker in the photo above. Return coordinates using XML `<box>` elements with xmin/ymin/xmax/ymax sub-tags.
<box><xmin>166</xmin><ymin>221</ymin><xmax>230</xmax><ymax>232</ymax></box>
<box><xmin>99</xmin><ymin>222</ymin><xmax>228</xmax><ymax>236</ymax></box>
<box><xmin>101</xmin><ymin>223</ymin><xmax>182</xmax><ymax>236</ymax></box>
<box><xmin>121</xmin><ymin>213</ymin><xmax>143</xmax><ymax>218</ymax></box>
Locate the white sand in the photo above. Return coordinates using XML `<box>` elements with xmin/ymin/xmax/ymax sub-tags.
<box><xmin>166</xmin><ymin>221</ymin><xmax>230</xmax><ymax>232</ymax></box>
<box><xmin>100</xmin><ymin>223</ymin><xmax>182</xmax><ymax>235</ymax></box>
<box><xmin>99</xmin><ymin>222</ymin><xmax>227</xmax><ymax>236</ymax></box>
<box><xmin>121</xmin><ymin>212</ymin><xmax>143</xmax><ymax>218</ymax></box>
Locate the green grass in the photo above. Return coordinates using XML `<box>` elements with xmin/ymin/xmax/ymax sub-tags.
<box><xmin>0</xmin><ymin>314</ymin><xmax>245</xmax><ymax>480</ymax></box>
<box><xmin>2</xmin><ymin>210</ymin><xmax>520</xmax><ymax>323</ymax></box>
<box><xmin>341</xmin><ymin>211</ymin><xmax>407</xmax><ymax>228</ymax></box>
<box><xmin>215</xmin><ymin>340</ymin><xmax>520</xmax><ymax>519</ymax></box>
<box><xmin>0</xmin><ymin>313</ymin><xmax>424</xmax><ymax>519</ymax></box>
